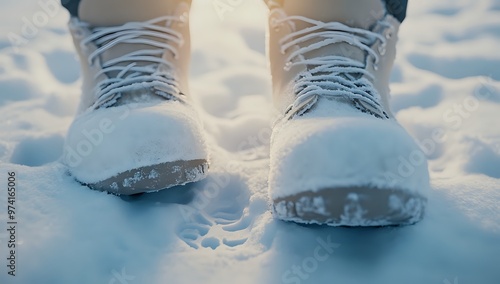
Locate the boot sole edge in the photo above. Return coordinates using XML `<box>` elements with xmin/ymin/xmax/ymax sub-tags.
<box><xmin>85</xmin><ymin>159</ymin><xmax>209</xmax><ymax>195</ymax></box>
<box><xmin>273</xmin><ymin>186</ymin><xmax>427</xmax><ymax>227</ymax></box>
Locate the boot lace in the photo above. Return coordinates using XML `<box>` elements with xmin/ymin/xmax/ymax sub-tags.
<box><xmin>275</xmin><ymin>15</ymin><xmax>391</xmax><ymax>120</ymax></box>
<box><xmin>78</xmin><ymin>16</ymin><xmax>187</xmax><ymax>109</ymax></box>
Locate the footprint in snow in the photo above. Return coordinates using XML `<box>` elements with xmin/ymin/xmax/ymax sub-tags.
<box><xmin>176</xmin><ymin>173</ymin><xmax>252</xmax><ymax>250</ymax></box>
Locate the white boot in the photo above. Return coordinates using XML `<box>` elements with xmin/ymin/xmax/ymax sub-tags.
<box><xmin>63</xmin><ymin>0</ymin><xmax>208</xmax><ymax>195</ymax></box>
<box><xmin>267</xmin><ymin>0</ymin><xmax>429</xmax><ymax>226</ymax></box>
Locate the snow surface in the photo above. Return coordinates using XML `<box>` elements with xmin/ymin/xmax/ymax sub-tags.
<box><xmin>1</xmin><ymin>0</ymin><xmax>500</xmax><ymax>283</ymax></box>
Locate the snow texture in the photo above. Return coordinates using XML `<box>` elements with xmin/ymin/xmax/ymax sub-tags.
<box><xmin>0</xmin><ymin>0</ymin><xmax>500</xmax><ymax>283</ymax></box>
<box><xmin>64</xmin><ymin>101</ymin><xmax>208</xmax><ymax>184</ymax></box>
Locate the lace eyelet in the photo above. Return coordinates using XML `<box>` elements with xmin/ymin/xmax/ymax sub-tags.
<box><xmin>271</xmin><ymin>18</ymin><xmax>281</xmax><ymax>32</ymax></box>
<box><xmin>180</xmin><ymin>12</ymin><xmax>189</xmax><ymax>22</ymax></box>
<box><xmin>73</xmin><ymin>28</ymin><xmax>85</xmax><ymax>39</ymax></box>
<box><xmin>284</xmin><ymin>62</ymin><xmax>292</xmax><ymax>71</ymax></box>
<box><xmin>386</xmin><ymin>27</ymin><xmax>395</xmax><ymax>39</ymax></box>
<box><xmin>378</xmin><ymin>44</ymin><xmax>386</xmax><ymax>56</ymax></box>
<box><xmin>372</xmin><ymin>57</ymin><xmax>380</xmax><ymax>71</ymax></box>
<box><xmin>179</xmin><ymin>12</ymin><xmax>189</xmax><ymax>27</ymax></box>
<box><xmin>80</xmin><ymin>42</ymin><xmax>89</xmax><ymax>52</ymax></box>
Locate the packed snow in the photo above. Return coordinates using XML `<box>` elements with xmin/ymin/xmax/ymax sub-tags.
<box><xmin>0</xmin><ymin>0</ymin><xmax>499</xmax><ymax>283</ymax></box>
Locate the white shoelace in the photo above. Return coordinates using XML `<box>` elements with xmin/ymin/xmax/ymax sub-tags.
<box><xmin>275</xmin><ymin>15</ymin><xmax>391</xmax><ymax>119</ymax></box>
<box><xmin>78</xmin><ymin>16</ymin><xmax>186</xmax><ymax>109</ymax></box>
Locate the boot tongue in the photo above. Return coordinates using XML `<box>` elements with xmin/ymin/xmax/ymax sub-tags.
<box><xmin>281</xmin><ymin>0</ymin><xmax>385</xmax><ymax>65</ymax></box>
<box><xmin>98</xmin><ymin>36</ymin><xmax>165</xmax><ymax>79</ymax></box>
<box><xmin>282</xmin><ymin>0</ymin><xmax>384</xmax><ymax>30</ymax></box>
<box><xmin>92</xmin><ymin>25</ymin><xmax>171</xmax><ymax>106</ymax></box>
<box><xmin>79</xmin><ymin>0</ymin><xmax>183</xmax><ymax>78</ymax></box>
<box><xmin>79</xmin><ymin>0</ymin><xmax>184</xmax><ymax>27</ymax></box>
<box><xmin>79</xmin><ymin>0</ymin><xmax>189</xmax><ymax>106</ymax></box>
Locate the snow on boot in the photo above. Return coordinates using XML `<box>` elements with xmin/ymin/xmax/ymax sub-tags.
<box><xmin>63</xmin><ymin>0</ymin><xmax>208</xmax><ymax>195</ymax></box>
<box><xmin>266</xmin><ymin>0</ymin><xmax>429</xmax><ymax>226</ymax></box>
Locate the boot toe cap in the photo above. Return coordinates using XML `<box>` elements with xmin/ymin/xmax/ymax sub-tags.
<box><xmin>63</xmin><ymin>101</ymin><xmax>208</xmax><ymax>184</ymax></box>
<box><xmin>270</xmin><ymin>116</ymin><xmax>430</xmax><ymax>200</ymax></box>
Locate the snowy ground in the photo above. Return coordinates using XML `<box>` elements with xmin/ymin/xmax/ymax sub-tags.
<box><xmin>1</xmin><ymin>0</ymin><xmax>500</xmax><ymax>283</ymax></box>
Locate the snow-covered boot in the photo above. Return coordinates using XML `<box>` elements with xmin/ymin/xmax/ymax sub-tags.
<box><xmin>63</xmin><ymin>0</ymin><xmax>208</xmax><ymax>195</ymax></box>
<box><xmin>266</xmin><ymin>0</ymin><xmax>429</xmax><ymax>226</ymax></box>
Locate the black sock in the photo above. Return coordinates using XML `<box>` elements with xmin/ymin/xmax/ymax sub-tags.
<box><xmin>61</xmin><ymin>0</ymin><xmax>81</xmax><ymax>17</ymax></box>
